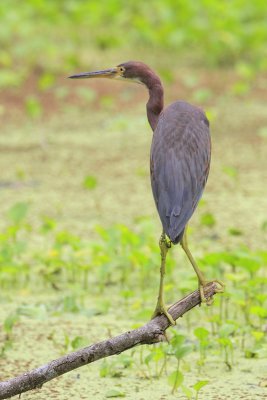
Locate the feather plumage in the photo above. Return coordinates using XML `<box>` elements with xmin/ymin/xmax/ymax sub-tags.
<box><xmin>150</xmin><ymin>101</ymin><xmax>211</xmax><ymax>244</ymax></box>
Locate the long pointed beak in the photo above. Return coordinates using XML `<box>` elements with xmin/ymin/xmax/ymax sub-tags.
<box><xmin>68</xmin><ymin>68</ymin><xmax>118</xmax><ymax>79</ymax></box>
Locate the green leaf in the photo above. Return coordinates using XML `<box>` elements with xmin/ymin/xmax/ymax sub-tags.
<box><xmin>4</xmin><ymin>314</ymin><xmax>19</xmax><ymax>334</ymax></box>
<box><xmin>83</xmin><ymin>175</ymin><xmax>97</xmax><ymax>190</ymax></box>
<box><xmin>25</xmin><ymin>96</ymin><xmax>43</xmax><ymax>118</ymax></box>
<box><xmin>231</xmin><ymin>81</ymin><xmax>250</xmax><ymax>95</ymax></box>
<box><xmin>251</xmin><ymin>331</ymin><xmax>264</xmax><ymax>342</ymax></box>
<box><xmin>237</xmin><ymin>252</ymin><xmax>261</xmax><ymax>272</ymax></box>
<box><xmin>168</xmin><ymin>370</ymin><xmax>184</xmax><ymax>392</ymax></box>
<box><xmin>222</xmin><ymin>166</ymin><xmax>238</xmax><ymax>179</ymax></box>
<box><xmin>71</xmin><ymin>336</ymin><xmax>88</xmax><ymax>350</ymax></box>
<box><xmin>16</xmin><ymin>305</ymin><xmax>47</xmax><ymax>319</ymax></box>
<box><xmin>99</xmin><ymin>360</ymin><xmax>109</xmax><ymax>378</ymax></box>
<box><xmin>218</xmin><ymin>337</ymin><xmax>233</xmax><ymax>348</ymax></box>
<box><xmin>194</xmin><ymin>327</ymin><xmax>209</xmax><ymax>340</ymax></box>
<box><xmin>236</xmin><ymin>62</ymin><xmax>254</xmax><ymax>80</ymax></box>
<box><xmin>170</xmin><ymin>333</ymin><xmax>186</xmax><ymax>348</ymax></box>
<box><xmin>38</xmin><ymin>73</ymin><xmax>55</xmax><ymax>91</ymax></box>
<box><xmin>106</xmin><ymin>389</ymin><xmax>125</xmax><ymax>398</ymax></box>
<box><xmin>192</xmin><ymin>88</ymin><xmax>212</xmax><ymax>103</ymax></box>
<box><xmin>219</xmin><ymin>324</ymin><xmax>236</xmax><ymax>337</ymax></box>
<box><xmin>200</xmin><ymin>212</ymin><xmax>216</xmax><ymax>227</ymax></box>
<box><xmin>193</xmin><ymin>380</ymin><xmax>209</xmax><ymax>392</ymax></box>
<box><xmin>249</xmin><ymin>306</ymin><xmax>267</xmax><ymax>318</ymax></box>
<box><xmin>228</xmin><ymin>227</ymin><xmax>243</xmax><ymax>236</ymax></box>
<box><xmin>149</xmin><ymin>347</ymin><xmax>165</xmax><ymax>362</ymax></box>
<box><xmin>8</xmin><ymin>202</ymin><xmax>29</xmax><ymax>224</ymax></box>
<box><xmin>244</xmin><ymin>348</ymin><xmax>259</xmax><ymax>359</ymax></box>
<box><xmin>0</xmin><ymin>69</ymin><xmax>23</xmax><ymax>88</ymax></box>
<box><xmin>41</xmin><ymin>217</ymin><xmax>56</xmax><ymax>233</ymax></box>
<box><xmin>181</xmin><ymin>385</ymin><xmax>193</xmax><ymax>399</ymax></box>
<box><xmin>62</xmin><ymin>296</ymin><xmax>80</xmax><ymax>313</ymax></box>
<box><xmin>175</xmin><ymin>345</ymin><xmax>192</xmax><ymax>360</ymax></box>
<box><xmin>144</xmin><ymin>353</ymin><xmax>154</xmax><ymax>366</ymax></box>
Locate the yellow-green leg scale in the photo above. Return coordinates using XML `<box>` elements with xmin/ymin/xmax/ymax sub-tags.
<box><xmin>180</xmin><ymin>227</ymin><xmax>225</xmax><ymax>304</ymax></box>
<box><xmin>152</xmin><ymin>233</ymin><xmax>175</xmax><ymax>325</ymax></box>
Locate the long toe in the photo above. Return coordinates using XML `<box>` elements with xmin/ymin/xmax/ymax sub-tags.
<box><xmin>163</xmin><ymin>309</ymin><xmax>176</xmax><ymax>325</ymax></box>
<box><xmin>152</xmin><ymin>305</ymin><xmax>176</xmax><ymax>325</ymax></box>
<box><xmin>199</xmin><ymin>284</ymin><xmax>213</xmax><ymax>306</ymax></box>
<box><xmin>213</xmin><ymin>280</ymin><xmax>225</xmax><ymax>293</ymax></box>
<box><xmin>199</xmin><ymin>279</ymin><xmax>225</xmax><ymax>305</ymax></box>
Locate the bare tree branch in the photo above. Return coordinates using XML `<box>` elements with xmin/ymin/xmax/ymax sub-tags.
<box><xmin>0</xmin><ymin>283</ymin><xmax>218</xmax><ymax>399</ymax></box>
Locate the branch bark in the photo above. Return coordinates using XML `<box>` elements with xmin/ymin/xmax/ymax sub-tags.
<box><xmin>0</xmin><ymin>283</ymin><xmax>218</xmax><ymax>399</ymax></box>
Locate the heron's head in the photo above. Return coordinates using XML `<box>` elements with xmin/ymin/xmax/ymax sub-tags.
<box><xmin>69</xmin><ymin>61</ymin><xmax>157</xmax><ymax>86</ymax></box>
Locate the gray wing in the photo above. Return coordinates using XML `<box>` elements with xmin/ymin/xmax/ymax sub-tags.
<box><xmin>150</xmin><ymin>101</ymin><xmax>211</xmax><ymax>244</ymax></box>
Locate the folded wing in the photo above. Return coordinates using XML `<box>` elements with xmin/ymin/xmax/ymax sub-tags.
<box><xmin>150</xmin><ymin>101</ymin><xmax>211</xmax><ymax>244</ymax></box>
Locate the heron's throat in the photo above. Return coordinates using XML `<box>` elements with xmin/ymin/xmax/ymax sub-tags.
<box><xmin>146</xmin><ymin>83</ymin><xmax>164</xmax><ymax>131</ymax></box>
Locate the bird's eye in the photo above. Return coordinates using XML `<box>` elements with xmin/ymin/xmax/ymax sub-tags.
<box><xmin>119</xmin><ymin>67</ymin><xmax>125</xmax><ymax>73</ymax></box>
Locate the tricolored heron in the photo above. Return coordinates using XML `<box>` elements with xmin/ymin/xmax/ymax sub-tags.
<box><xmin>69</xmin><ymin>61</ymin><xmax>224</xmax><ymax>324</ymax></box>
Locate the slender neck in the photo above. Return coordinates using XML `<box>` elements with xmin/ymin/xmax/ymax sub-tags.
<box><xmin>142</xmin><ymin>73</ymin><xmax>164</xmax><ymax>131</ymax></box>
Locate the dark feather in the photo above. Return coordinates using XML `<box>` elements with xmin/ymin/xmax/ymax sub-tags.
<box><xmin>150</xmin><ymin>101</ymin><xmax>211</xmax><ymax>244</ymax></box>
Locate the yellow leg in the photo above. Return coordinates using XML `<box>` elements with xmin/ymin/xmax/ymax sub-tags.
<box><xmin>180</xmin><ymin>227</ymin><xmax>225</xmax><ymax>305</ymax></box>
<box><xmin>151</xmin><ymin>233</ymin><xmax>175</xmax><ymax>325</ymax></box>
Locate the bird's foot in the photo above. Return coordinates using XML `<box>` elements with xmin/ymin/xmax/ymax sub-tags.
<box><xmin>159</xmin><ymin>233</ymin><xmax>172</xmax><ymax>249</ymax></box>
<box><xmin>151</xmin><ymin>302</ymin><xmax>176</xmax><ymax>325</ymax></box>
<box><xmin>199</xmin><ymin>280</ymin><xmax>225</xmax><ymax>306</ymax></box>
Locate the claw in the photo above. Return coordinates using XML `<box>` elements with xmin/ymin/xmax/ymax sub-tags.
<box><xmin>213</xmin><ymin>280</ymin><xmax>225</xmax><ymax>293</ymax></box>
<box><xmin>152</xmin><ymin>304</ymin><xmax>176</xmax><ymax>325</ymax></box>
<box><xmin>199</xmin><ymin>280</ymin><xmax>225</xmax><ymax>306</ymax></box>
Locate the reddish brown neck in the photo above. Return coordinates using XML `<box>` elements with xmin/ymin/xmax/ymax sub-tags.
<box><xmin>142</xmin><ymin>73</ymin><xmax>164</xmax><ymax>131</ymax></box>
